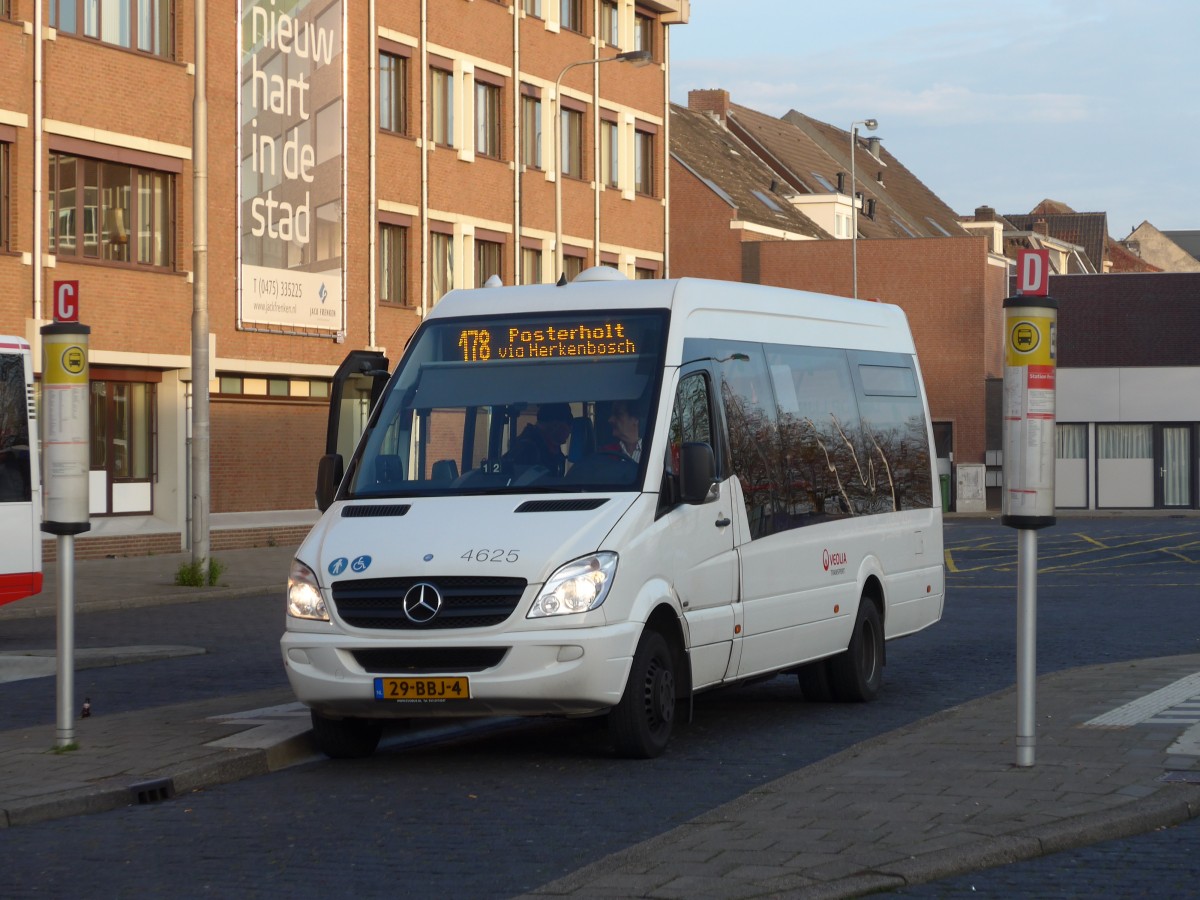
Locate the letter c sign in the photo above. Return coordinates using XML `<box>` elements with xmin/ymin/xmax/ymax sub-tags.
<box><xmin>53</xmin><ymin>280</ymin><xmax>80</xmax><ymax>323</ymax></box>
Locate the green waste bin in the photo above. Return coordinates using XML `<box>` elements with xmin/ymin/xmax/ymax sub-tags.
<box><xmin>940</xmin><ymin>474</ymin><xmax>951</xmax><ymax>512</ymax></box>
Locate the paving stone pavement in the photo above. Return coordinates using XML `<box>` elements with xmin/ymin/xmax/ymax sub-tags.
<box><xmin>519</xmin><ymin>656</ymin><xmax>1200</xmax><ymax>899</ymax></box>
<box><xmin>1</xmin><ymin>545</ymin><xmax>1199</xmax><ymax>897</ymax></box>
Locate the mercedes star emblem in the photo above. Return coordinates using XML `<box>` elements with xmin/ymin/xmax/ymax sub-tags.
<box><xmin>402</xmin><ymin>582</ymin><xmax>443</xmax><ymax>624</ymax></box>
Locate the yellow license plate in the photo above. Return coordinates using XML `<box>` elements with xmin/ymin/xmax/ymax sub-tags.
<box><xmin>374</xmin><ymin>676</ymin><xmax>470</xmax><ymax>702</ymax></box>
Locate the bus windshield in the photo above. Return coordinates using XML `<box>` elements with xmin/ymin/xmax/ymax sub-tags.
<box><xmin>345</xmin><ymin>310</ymin><xmax>669</xmax><ymax>497</ymax></box>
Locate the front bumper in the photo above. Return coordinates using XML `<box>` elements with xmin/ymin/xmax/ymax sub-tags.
<box><xmin>281</xmin><ymin>621</ymin><xmax>642</xmax><ymax>719</ymax></box>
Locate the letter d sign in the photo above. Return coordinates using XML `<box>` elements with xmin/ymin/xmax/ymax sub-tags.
<box><xmin>53</xmin><ymin>280</ymin><xmax>80</xmax><ymax>323</ymax></box>
<box><xmin>1017</xmin><ymin>250</ymin><xmax>1050</xmax><ymax>297</ymax></box>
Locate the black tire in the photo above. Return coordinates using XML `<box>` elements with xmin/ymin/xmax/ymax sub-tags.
<box><xmin>609</xmin><ymin>630</ymin><xmax>676</xmax><ymax>758</ymax></box>
<box><xmin>828</xmin><ymin>598</ymin><xmax>884</xmax><ymax>703</ymax></box>
<box><xmin>796</xmin><ymin>658</ymin><xmax>834</xmax><ymax>702</ymax></box>
<box><xmin>310</xmin><ymin>711</ymin><xmax>383</xmax><ymax>759</ymax></box>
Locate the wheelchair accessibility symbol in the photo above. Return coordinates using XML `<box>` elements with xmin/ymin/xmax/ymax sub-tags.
<box><xmin>351</xmin><ymin>555</ymin><xmax>372</xmax><ymax>573</ymax></box>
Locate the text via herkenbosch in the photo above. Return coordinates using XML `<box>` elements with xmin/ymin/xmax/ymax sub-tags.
<box><xmin>823</xmin><ymin>549</ymin><xmax>847</xmax><ymax>576</ymax></box>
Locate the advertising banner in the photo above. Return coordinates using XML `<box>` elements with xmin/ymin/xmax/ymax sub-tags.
<box><xmin>238</xmin><ymin>0</ymin><xmax>344</xmax><ymax>333</ymax></box>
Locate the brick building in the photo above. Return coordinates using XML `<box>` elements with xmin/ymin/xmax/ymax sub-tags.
<box><xmin>670</xmin><ymin>94</ymin><xmax>1008</xmax><ymax>509</ymax></box>
<box><xmin>0</xmin><ymin>0</ymin><xmax>688</xmax><ymax>557</ymax></box>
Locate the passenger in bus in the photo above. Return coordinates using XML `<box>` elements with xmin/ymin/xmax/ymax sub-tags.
<box><xmin>601</xmin><ymin>399</ymin><xmax>642</xmax><ymax>462</ymax></box>
<box><xmin>504</xmin><ymin>403</ymin><xmax>573</xmax><ymax>476</ymax></box>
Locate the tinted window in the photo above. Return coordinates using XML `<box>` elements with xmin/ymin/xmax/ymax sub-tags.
<box><xmin>850</xmin><ymin>352</ymin><xmax>933</xmax><ymax>512</ymax></box>
<box><xmin>768</xmin><ymin>344</ymin><xmax>858</xmax><ymax>525</ymax></box>
<box><xmin>689</xmin><ymin>338</ymin><xmax>934</xmax><ymax>540</ymax></box>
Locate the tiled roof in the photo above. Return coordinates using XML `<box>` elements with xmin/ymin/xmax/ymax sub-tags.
<box><xmin>1163</xmin><ymin>230</ymin><xmax>1200</xmax><ymax>260</ymax></box>
<box><xmin>1004</xmin><ymin>207</ymin><xmax>1109</xmax><ymax>272</ymax></box>
<box><xmin>780</xmin><ymin>111</ymin><xmax>969</xmax><ymax>240</ymax></box>
<box><xmin>721</xmin><ymin>104</ymin><xmax>927</xmax><ymax>240</ymax></box>
<box><xmin>1106</xmin><ymin>238</ymin><xmax>1161</xmax><ymax>273</ymax></box>
<box><xmin>670</xmin><ymin>104</ymin><xmax>828</xmax><ymax>238</ymax></box>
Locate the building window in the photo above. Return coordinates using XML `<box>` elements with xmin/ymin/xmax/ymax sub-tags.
<box><xmin>475</xmin><ymin>239</ymin><xmax>502</xmax><ymax>286</ymax></box>
<box><xmin>635</xmin><ymin>266</ymin><xmax>656</xmax><ymax>280</ymax></box>
<box><xmin>522</xmin><ymin>0</ymin><xmax>541</xmax><ymax>16</ymax></box>
<box><xmin>431</xmin><ymin>231</ymin><xmax>454</xmax><ymax>302</ymax></box>
<box><xmin>380</xmin><ymin>223</ymin><xmax>408</xmax><ymax>306</ymax></box>
<box><xmin>49</xmin><ymin>153</ymin><xmax>174</xmax><ymax>268</ymax></box>
<box><xmin>0</xmin><ymin>142</ymin><xmax>8</xmax><ymax>253</ymax></box>
<box><xmin>634</xmin><ymin>128</ymin><xmax>654</xmax><ymax>195</ymax></box>
<box><xmin>600</xmin><ymin>120</ymin><xmax>618</xmax><ymax>188</ymax></box>
<box><xmin>475</xmin><ymin>80</ymin><xmax>501</xmax><ymax>159</ymax></box>
<box><xmin>380</xmin><ymin>52</ymin><xmax>408</xmax><ymax>135</ymax></box>
<box><xmin>564</xmin><ymin>254</ymin><xmax>584</xmax><ymax>281</ymax></box>
<box><xmin>561</xmin><ymin>107</ymin><xmax>583</xmax><ymax>178</ymax></box>
<box><xmin>521</xmin><ymin>94</ymin><xmax>542</xmax><ymax>168</ymax></box>
<box><xmin>51</xmin><ymin>0</ymin><xmax>174</xmax><ymax>58</ymax></box>
<box><xmin>560</xmin><ymin>0</ymin><xmax>583</xmax><ymax>33</ymax></box>
<box><xmin>633</xmin><ymin>12</ymin><xmax>653</xmax><ymax>56</ymax></box>
<box><xmin>431</xmin><ymin>68</ymin><xmax>454</xmax><ymax>147</ymax></box>
<box><xmin>600</xmin><ymin>0</ymin><xmax>620</xmax><ymax>46</ymax></box>
<box><xmin>521</xmin><ymin>247</ymin><xmax>542</xmax><ymax>284</ymax></box>
<box><xmin>90</xmin><ymin>380</ymin><xmax>156</xmax><ymax>484</ymax></box>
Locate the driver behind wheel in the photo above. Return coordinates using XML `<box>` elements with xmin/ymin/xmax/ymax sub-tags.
<box><xmin>602</xmin><ymin>399</ymin><xmax>642</xmax><ymax>462</ymax></box>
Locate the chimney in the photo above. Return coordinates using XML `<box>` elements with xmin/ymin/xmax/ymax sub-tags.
<box><xmin>866</xmin><ymin>136</ymin><xmax>882</xmax><ymax>160</ymax></box>
<box><xmin>1034</xmin><ymin>217</ymin><xmax>1049</xmax><ymax>236</ymax></box>
<box><xmin>688</xmin><ymin>89</ymin><xmax>731</xmax><ymax>125</ymax></box>
<box><xmin>974</xmin><ymin>205</ymin><xmax>996</xmax><ymax>221</ymax></box>
<box><xmin>836</xmin><ymin>172</ymin><xmax>846</xmax><ymax>194</ymax></box>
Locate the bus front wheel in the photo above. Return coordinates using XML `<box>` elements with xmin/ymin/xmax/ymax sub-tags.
<box><xmin>609</xmin><ymin>630</ymin><xmax>676</xmax><ymax>759</ymax></box>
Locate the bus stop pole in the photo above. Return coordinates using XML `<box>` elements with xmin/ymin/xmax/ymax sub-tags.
<box><xmin>55</xmin><ymin>535</ymin><xmax>75</xmax><ymax>747</ymax></box>
<box><xmin>1015</xmin><ymin>528</ymin><xmax>1037</xmax><ymax>767</ymax></box>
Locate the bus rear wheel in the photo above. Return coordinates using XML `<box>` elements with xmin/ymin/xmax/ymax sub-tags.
<box><xmin>828</xmin><ymin>598</ymin><xmax>883</xmax><ymax>703</ymax></box>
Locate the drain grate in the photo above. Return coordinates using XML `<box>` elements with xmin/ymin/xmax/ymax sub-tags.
<box><xmin>130</xmin><ymin>777</ymin><xmax>176</xmax><ymax>804</ymax></box>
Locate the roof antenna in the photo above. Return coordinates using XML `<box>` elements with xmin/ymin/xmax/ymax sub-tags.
<box><xmin>556</xmin><ymin>272</ymin><xmax>568</xmax><ymax>286</ymax></box>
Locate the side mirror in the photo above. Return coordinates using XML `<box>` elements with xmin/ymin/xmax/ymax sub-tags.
<box><xmin>316</xmin><ymin>453</ymin><xmax>344</xmax><ymax>512</ymax></box>
<box><xmin>679</xmin><ymin>442</ymin><xmax>718</xmax><ymax>504</ymax></box>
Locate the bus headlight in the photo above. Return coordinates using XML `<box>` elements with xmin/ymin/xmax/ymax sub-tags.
<box><xmin>528</xmin><ymin>553</ymin><xmax>618</xmax><ymax>618</ymax></box>
<box><xmin>287</xmin><ymin>559</ymin><xmax>329</xmax><ymax>621</ymax></box>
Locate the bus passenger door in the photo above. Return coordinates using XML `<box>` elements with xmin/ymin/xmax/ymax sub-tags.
<box><xmin>664</xmin><ymin>371</ymin><xmax>739</xmax><ymax>691</ymax></box>
<box><xmin>316</xmin><ymin>350</ymin><xmax>390</xmax><ymax>510</ymax></box>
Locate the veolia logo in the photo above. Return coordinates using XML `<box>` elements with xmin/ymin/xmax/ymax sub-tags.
<box><xmin>823</xmin><ymin>549</ymin><xmax>848</xmax><ymax>572</ymax></box>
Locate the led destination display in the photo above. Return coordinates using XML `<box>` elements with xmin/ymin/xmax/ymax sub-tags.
<box><xmin>456</xmin><ymin>321</ymin><xmax>640</xmax><ymax>362</ymax></box>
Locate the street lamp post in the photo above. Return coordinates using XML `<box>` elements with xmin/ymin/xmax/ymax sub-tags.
<box><xmin>554</xmin><ymin>49</ymin><xmax>651</xmax><ymax>281</ymax></box>
<box><xmin>850</xmin><ymin>118</ymin><xmax>877</xmax><ymax>299</ymax></box>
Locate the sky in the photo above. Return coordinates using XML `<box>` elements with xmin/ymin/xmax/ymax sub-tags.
<box><xmin>668</xmin><ymin>0</ymin><xmax>1199</xmax><ymax>236</ymax></box>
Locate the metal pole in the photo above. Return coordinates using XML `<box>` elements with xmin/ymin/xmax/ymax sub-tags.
<box><xmin>554</xmin><ymin>52</ymin><xmax>650</xmax><ymax>281</ymax></box>
<box><xmin>554</xmin><ymin>72</ymin><xmax>564</xmax><ymax>280</ymax></box>
<box><xmin>55</xmin><ymin>534</ymin><xmax>75</xmax><ymax>747</ymax></box>
<box><xmin>850</xmin><ymin>125</ymin><xmax>858</xmax><ymax>299</ymax></box>
<box><xmin>191</xmin><ymin>0</ymin><xmax>210</xmax><ymax>569</ymax></box>
<box><xmin>1015</xmin><ymin>527</ymin><xmax>1037</xmax><ymax>766</ymax></box>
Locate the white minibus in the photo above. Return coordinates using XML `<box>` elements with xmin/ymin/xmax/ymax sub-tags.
<box><xmin>283</xmin><ymin>271</ymin><xmax>944</xmax><ymax>758</ymax></box>
<box><xmin>0</xmin><ymin>336</ymin><xmax>42</xmax><ymax>606</ymax></box>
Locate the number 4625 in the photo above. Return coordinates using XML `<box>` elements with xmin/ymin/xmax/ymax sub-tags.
<box><xmin>461</xmin><ymin>549</ymin><xmax>519</xmax><ymax>563</ymax></box>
